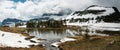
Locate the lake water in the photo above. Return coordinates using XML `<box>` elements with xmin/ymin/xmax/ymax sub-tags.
<box><xmin>26</xmin><ymin>27</ymin><xmax>120</xmax><ymax>50</ymax></box>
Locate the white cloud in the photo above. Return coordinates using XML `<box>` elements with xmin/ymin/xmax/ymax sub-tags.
<box><xmin>0</xmin><ymin>1</ymin><xmax>19</xmax><ymax>21</ymax></box>
<box><xmin>0</xmin><ymin>0</ymin><xmax>119</xmax><ymax>22</ymax></box>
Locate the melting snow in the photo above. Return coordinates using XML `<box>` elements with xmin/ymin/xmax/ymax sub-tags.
<box><xmin>51</xmin><ymin>42</ymin><xmax>61</xmax><ymax>47</ymax></box>
<box><xmin>18</xmin><ymin>25</ymin><xmax>27</xmax><ymax>28</ymax></box>
<box><xmin>60</xmin><ymin>38</ymin><xmax>76</xmax><ymax>42</ymax></box>
<box><xmin>66</xmin><ymin>6</ymin><xmax>115</xmax><ymax>19</ymax></box>
<box><xmin>66</xmin><ymin>22</ymin><xmax>120</xmax><ymax>31</ymax></box>
<box><xmin>0</xmin><ymin>31</ymin><xmax>41</xmax><ymax>48</ymax></box>
<box><xmin>51</xmin><ymin>38</ymin><xmax>76</xmax><ymax>47</ymax></box>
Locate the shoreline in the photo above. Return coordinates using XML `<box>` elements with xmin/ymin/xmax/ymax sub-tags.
<box><xmin>0</xmin><ymin>27</ymin><xmax>45</xmax><ymax>50</ymax></box>
<box><xmin>58</xmin><ymin>35</ymin><xmax>120</xmax><ymax>50</ymax></box>
<box><xmin>0</xmin><ymin>26</ymin><xmax>120</xmax><ymax>50</ymax></box>
<box><xmin>26</xmin><ymin>25</ymin><xmax>81</xmax><ymax>30</ymax></box>
<box><xmin>0</xmin><ymin>27</ymin><xmax>29</xmax><ymax>37</ymax></box>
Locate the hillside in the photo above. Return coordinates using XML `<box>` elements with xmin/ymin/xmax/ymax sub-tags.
<box><xmin>65</xmin><ymin>5</ymin><xmax>120</xmax><ymax>31</ymax></box>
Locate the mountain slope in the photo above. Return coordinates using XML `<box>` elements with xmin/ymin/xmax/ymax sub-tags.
<box><xmin>66</xmin><ymin>5</ymin><xmax>120</xmax><ymax>23</ymax></box>
<box><xmin>65</xmin><ymin>5</ymin><xmax>120</xmax><ymax>31</ymax></box>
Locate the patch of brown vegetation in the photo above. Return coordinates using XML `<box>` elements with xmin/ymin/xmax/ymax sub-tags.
<box><xmin>0</xmin><ymin>46</ymin><xmax>45</xmax><ymax>50</ymax></box>
<box><xmin>0</xmin><ymin>27</ymin><xmax>25</xmax><ymax>33</ymax></box>
<box><xmin>68</xmin><ymin>36</ymin><xmax>84</xmax><ymax>41</ymax></box>
<box><xmin>59</xmin><ymin>36</ymin><xmax>120</xmax><ymax>50</ymax></box>
<box><xmin>0</xmin><ymin>27</ymin><xmax>29</xmax><ymax>36</ymax></box>
<box><xmin>25</xmin><ymin>36</ymin><xmax>35</xmax><ymax>40</ymax></box>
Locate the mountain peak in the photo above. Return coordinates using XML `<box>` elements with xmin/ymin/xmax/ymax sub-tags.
<box><xmin>112</xmin><ymin>7</ymin><xmax>120</xmax><ymax>13</ymax></box>
<box><xmin>66</xmin><ymin>5</ymin><xmax>119</xmax><ymax>19</ymax></box>
<box><xmin>66</xmin><ymin>5</ymin><xmax>120</xmax><ymax>23</ymax></box>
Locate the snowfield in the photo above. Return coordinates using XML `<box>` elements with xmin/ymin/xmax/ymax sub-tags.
<box><xmin>0</xmin><ymin>31</ymin><xmax>41</xmax><ymax>48</ymax></box>
<box><xmin>66</xmin><ymin>6</ymin><xmax>115</xmax><ymax>19</ymax></box>
<box><xmin>66</xmin><ymin>22</ymin><xmax>120</xmax><ymax>31</ymax></box>
<box><xmin>89</xmin><ymin>23</ymin><xmax>120</xmax><ymax>31</ymax></box>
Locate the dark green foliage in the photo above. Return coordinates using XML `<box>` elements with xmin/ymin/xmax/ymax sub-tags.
<box><xmin>27</xmin><ymin>20</ymin><xmax>64</xmax><ymax>28</ymax></box>
<box><xmin>71</xmin><ymin>6</ymin><xmax>120</xmax><ymax>23</ymax></box>
<box><xmin>47</xmin><ymin>20</ymin><xmax>63</xmax><ymax>28</ymax></box>
<box><xmin>69</xmin><ymin>18</ymin><xmax>75</xmax><ymax>23</ymax></box>
<box><xmin>102</xmin><ymin>12</ymin><xmax>120</xmax><ymax>22</ymax></box>
<box><xmin>26</xmin><ymin>20</ymin><xmax>36</xmax><ymax>28</ymax></box>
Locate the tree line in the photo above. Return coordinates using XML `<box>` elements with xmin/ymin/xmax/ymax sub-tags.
<box><xmin>26</xmin><ymin>20</ymin><xmax>65</xmax><ymax>28</ymax></box>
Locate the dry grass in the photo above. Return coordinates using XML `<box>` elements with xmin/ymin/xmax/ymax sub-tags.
<box><xmin>0</xmin><ymin>27</ymin><xmax>29</xmax><ymax>36</ymax></box>
<box><xmin>0</xmin><ymin>46</ymin><xmax>45</xmax><ymax>50</ymax></box>
<box><xmin>59</xmin><ymin>36</ymin><xmax>120</xmax><ymax>50</ymax></box>
<box><xmin>0</xmin><ymin>27</ymin><xmax>25</xmax><ymax>33</ymax></box>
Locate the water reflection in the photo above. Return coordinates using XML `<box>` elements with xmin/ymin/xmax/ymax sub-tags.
<box><xmin>26</xmin><ymin>27</ymin><xmax>120</xmax><ymax>50</ymax></box>
<box><xmin>26</xmin><ymin>27</ymin><xmax>120</xmax><ymax>40</ymax></box>
<box><xmin>27</xmin><ymin>29</ymin><xmax>76</xmax><ymax>40</ymax></box>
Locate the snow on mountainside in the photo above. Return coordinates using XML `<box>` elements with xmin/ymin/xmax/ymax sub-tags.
<box><xmin>65</xmin><ymin>5</ymin><xmax>120</xmax><ymax>31</ymax></box>
<box><xmin>66</xmin><ymin>5</ymin><xmax>115</xmax><ymax>19</ymax></box>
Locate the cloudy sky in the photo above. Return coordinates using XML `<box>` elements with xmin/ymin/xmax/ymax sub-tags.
<box><xmin>0</xmin><ymin>0</ymin><xmax>120</xmax><ymax>21</ymax></box>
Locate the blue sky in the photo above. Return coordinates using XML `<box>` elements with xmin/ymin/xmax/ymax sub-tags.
<box><xmin>11</xmin><ymin>0</ymin><xmax>26</xmax><ymax>3</ymax></box>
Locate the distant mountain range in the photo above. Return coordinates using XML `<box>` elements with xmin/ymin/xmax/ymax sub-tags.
<box><xmin>1</xmin><ymin>17</ymin><xmax>52</xmax><ymax>26</ymax></box>
<box><xmin>2</xmin><ymin>18</ymin><xmax>23</xmax><ymax>25</ymax></box>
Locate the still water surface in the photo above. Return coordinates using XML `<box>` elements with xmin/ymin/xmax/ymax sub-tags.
<box><xmin>26</xmin><ymin>27</ymin><xmax>120</xmax><ymax>50</ymax></box>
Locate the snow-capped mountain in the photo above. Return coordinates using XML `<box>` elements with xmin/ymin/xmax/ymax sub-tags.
<box><xmin>65</xmin><ymin>5</ymin><xmax>120</xmax><ymax>31</ymax></box>
<box><xmin>66</xmin><ymin>5</ymin><xmax>120</xmax><ymax>23</ymax></box>
<box><xmin>2</xmin><ymin>18</ymin><xmax>23</xmax><ymax>25</ymax></box>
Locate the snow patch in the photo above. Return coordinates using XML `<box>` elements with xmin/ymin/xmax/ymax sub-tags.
<box><xmin>66</xmin><ymin>22</ymin><xmax>120</xmax><ymax>31</ymax></box>
<box><xmin>51</xmin><ymin>38</ymin><xmax>76</xmax><ymax>47</ymax></box>
<box><xmin>0</xmin><ymin>31</ymin><xmax>42</xmax><ymax>48</ymax></box>
<box><xmin>60</xmin><ymin>38</ymin><xmax>76</xmax><ymax>42</ymax></box>
<box><xmin>66</xmin><ymin>6</ymin><xmax>115</xmax><ymax>19</ymax></box>
<box><xmin>51</xmin><ymin>42</ymin><xmax>61</xmax><ymax>47</ymax></box>
<box><xmin>87</xmin><ymin>23</ymin><xmax>120</xmax><ymax>31</ymax></box>
<box><xmin>18</xmin><ymin>25</ymin><xmax>27</xmax><ymax>28</ymax></box>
